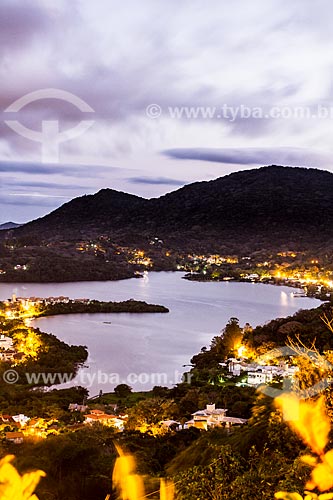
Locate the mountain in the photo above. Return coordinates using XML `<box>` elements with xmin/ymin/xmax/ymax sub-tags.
<box><xmin>0</xmin><ymin>222</ymin><xmax>21</xmax><ymax>230</ymax></box>
<box><xmin>12</xmin><ymin>165</ymin><xmax>333</xmax><ymax>249</ymax></box>
<box><xmin>1</xmin><ymin>165</ymin><xmax>333</xmax><ymax>281</ymax></box>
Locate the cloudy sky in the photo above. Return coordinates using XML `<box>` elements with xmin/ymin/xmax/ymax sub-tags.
<box><xmin>1</xmin><ymin>0</ymin><xmax>333</xmax><ymax>223</ymax></box>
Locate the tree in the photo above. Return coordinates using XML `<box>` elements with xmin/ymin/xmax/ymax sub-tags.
<box><xmin>175</xmin><ymin>445</ymin><xmax>245</xmax><ymax>500</ymax></box>
<box><xmin>114</xmin><ymin>384</ymin><xmax>132</xmax><ymax>398</ymax></box>
<box><xmin>220</xmin><ymin>317</ymin><xmax>243</xmax><ymax>354</ymax></box>
<box><xmin>126</xmin><ymin>398</ymin><xmax>178</xmax><ymax>433</ymax></box>
<box><xmin>152</xmin><ymin>386</ymin><xmax>170</xmax><ymax>398</ymax></box>
<box><xmin>209</xmin><ymin>317</ymin><xmax>243</xmax><ymax>359</ymax></box>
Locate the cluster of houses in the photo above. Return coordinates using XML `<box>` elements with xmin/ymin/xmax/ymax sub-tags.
<box><xmin>1</xmin><ymin>413</ymin><xmax>36</xmax><ymax>444</ymax></box>
<box><xmin>69</xmin><ymin>403</ymin><xmax>127</xmax><ymax>431</ymax></box>
<box><xmin>1</xmin><ymin>294</ymin><xmax>93</xmax><ymax>320</ymax></box>
<box><xmin>1</xmin><ymin>401</ymin><xmax>248</xmax><ymax>445</ymax></box>
<box><xmin>10</xmin><ymin>295</ymin><xmax>91</xmax><ymax>307</ymax></box>
<box><xmin>225</xmin><ymin>358</ymin><xmax>298</xmax><ymax>386</ymax></box>
<box><xmin>184</xmin><ymin>254</ymin><xmax>239</xmax><ymax>266</ymax></box>
<box><xmin>80</xmin><ymin>404</ymin><xmax>247</xmax><ymax>432</ymax></box>
<box><xmin>1</xmin><ymin>407</ymin><xmax>128</xmax><ymax>444</ymax></box>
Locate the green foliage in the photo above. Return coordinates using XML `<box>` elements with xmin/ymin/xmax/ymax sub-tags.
<box><xmin>116</xmin><ymin>428</ymin><xmax>200</xmax><ymax>475</ymax></box>
<box><xmin>243</xmin><ymin>303</ymin><xmax>333</xmax><ymax>353</ymax></box>
<box><xmin>14</xmin><ymin>326</ymin><xmax>88</xmax><ymax>385</ymax></box>
<box><xmin>175</xmin><ymin>445</ymin><xmax>245</xmax><ymax>500</ymax></box>
<box><xmin>190</xmin><ymin>317</ymin><xmax>243</xmax><ymax>372</ymax></box>
<box><xmin>175</xmin><ymin>445</ymin><xmax>309</xmax><ymax>500</ymax></box>
<box><xmin>166</xmin><ymin>428</ymin><xmax>229</xmax><ymax>475</ymax></box>
<box><xmin>114</xmin><ymin>384</ymin><xmax>133</xmax><ymax>398</ymax></box>
<box><xmin>39</xmin><ymin>299</ymin><xmax>169</xmax><ymax>316</ymax></box>
<box><xmin>126</xmin><ymin>398</ymin><xmax>179</xmax><ymax>432</ymax></box>
<box><xmin>0</xmin><ymin>386</ymin><xmax>88</xmax><ymax>419</ymax></box>
<box><xmin>10</xmin><ymin>426</ymin><xmax>117</xmax><ymax>500</ymax></box>
<box><xmin>211</xmin><ymin>317</ymin><xmax>243</xmax><ymax>357</ymax></box>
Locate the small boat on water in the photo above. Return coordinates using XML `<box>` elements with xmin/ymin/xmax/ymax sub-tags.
<box><xmin>103</xmin><ymin>321</ymin><xmax>112</xmax><ymax>324</ymax></box>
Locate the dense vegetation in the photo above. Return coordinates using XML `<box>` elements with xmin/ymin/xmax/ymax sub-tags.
<box><xmin>243</xmin><ymin>301</ymin><xmax>333</xmax><ymax>353</ymax></box>
<box><xmin>0</xmin><ymin>245</ymin><xmax>134</xmax><ymax>282</ymax></box>
<box><xmin>2</xmin><ymin>165</ymin><xmax>333</xmax><ymax>281</ymax></box>
<box><xmin>39</xmin><ymin>299</ymin><xmax>169</xmax><ymax>316</ymax></box>
<box><xmin>11</xmin><ymin>165</ymin><xmax>333</xmax><ymax>249</ymax></box>
<box><xmin>0</xmin><ymin>314</ymin><xmax>88</xmax><ymax>392</ymax></box>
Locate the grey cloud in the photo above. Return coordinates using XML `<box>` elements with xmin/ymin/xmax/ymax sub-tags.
<box><xmin>3</xmin><ymin>179</ymin><xmax>91</xmax><ymax>190</ymax></box>
<box><xmin>128</xmin><ymin>176</ymin><xmax>186</xmax><ymax>186</ymax></box>
<box><xmin>163</xmin><ymin>148</ymin><xmax>330</xmax><ymax>168</ymax></box>
<box><xmin>0</xmin><ymin>161</ymin><xmax>118</xmax><ymax>177</ymax></box>
<box><xmin>1</xmin><ymin>0</ymin><xmax>333</xmax><ymax>222</ymax></box>
<box><xmin>0</xmin><ymin>1</ymin><xmax>295</xmax><ymax>128</ymax></box>
<box><xmin>0</xmin><ymin>1</ymin><xmax>51</xmax><ymax>51</ymax></box>
<box><xmin>0</xmin><ymin>0</ymin><xmax>329</xmax><ymax>152</ymax></box>
<box><xmin>0</xmin><ymin>193</ymin><xmax>68</xmax><ymax>207</ymax></box>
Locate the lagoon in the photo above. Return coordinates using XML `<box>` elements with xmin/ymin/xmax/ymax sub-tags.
<box><xmin>0</xmin><ymin>272</ymin><xmax>320</xmax><ymax>394</ymax></box>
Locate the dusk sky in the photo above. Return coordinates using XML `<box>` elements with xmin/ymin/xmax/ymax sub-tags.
<box><xmin>1</xmin><ymin>0</ymin><xmax>333</xmax><ymax>223</ymax></box>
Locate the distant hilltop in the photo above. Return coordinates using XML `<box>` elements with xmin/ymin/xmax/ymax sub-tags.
<box><xmin>0</xmin><ymin>222</ymin><xmax>22</xmax><ymax>230</ymax></box>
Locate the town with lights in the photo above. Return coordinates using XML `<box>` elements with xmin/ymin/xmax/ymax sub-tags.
<box><xmin>2</xmin><ymin>239</ymin><xmax>333</xmax><ymax>302</ymax></box>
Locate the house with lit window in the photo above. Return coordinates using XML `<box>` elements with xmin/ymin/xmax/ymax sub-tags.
<box><xmin>84</xmin><ymin>409</ymin><xmax>126</xmax><ymax>430</ymax></box>
<box><xmin>6</xmin><ymin>432</ymin><xmax>24</xmax><ymax>444</ymax></box>
<box><xmin>185</xmin><ymin>404</ymin><xmax>247</xmax><ymax>430</ymax></box>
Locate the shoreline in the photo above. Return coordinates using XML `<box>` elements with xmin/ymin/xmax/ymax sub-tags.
<box><xmin>1</xmin><ymin>267</ymin><xmax>331</xmax><ymax>302</ymax></box>
<box><xmin>1</xmin><ymin>298</ymin><xmax>169</xmax><ymax>321</ymax></box>
<box><xmin>182</xmin><ymin>273</ymin><xmax>330</xmax><ymax>301</ymax></box>
<box><xmin>38</xmin><ymin>299</ymin><xmax>169</xmax><ymax>317</ymax></box>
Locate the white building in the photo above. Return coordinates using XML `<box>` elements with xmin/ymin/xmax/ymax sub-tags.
<box><xmin>247</xmin><ymin>370</ymin><xmax>274</xmax><ymax>385</ymax></box>
<box><xmin>227</xmin><ymin>357</ymin><xmax>298</xmax><ymax>387</ymax></box>
<box><xmin>185</xmin><ymin>404</ymin><xmax>247</xmax><ymax>430</ymax></box>
<box><xmin>247</xmin><ymin>364</ymin><xmax>297</xmax><ymax>386</ymax></box>
<box><xmin>12</xmin><ymin>414</ymin><xmax>30</xmax><ymax>426</ymax></box>
<box><xmin>227</xmin><ymin>358</ymin><xmax>254</xmax><ymax>376</ymax></box>
<box><xmin>0</xmin><ymin>334</ymin><xmax>13</xmax><ymax>351</ymax></box>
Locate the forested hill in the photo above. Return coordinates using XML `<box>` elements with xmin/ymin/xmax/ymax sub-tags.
<box><xmin>0</xmin><ymin>222</ymin><xmax>21</xmax><ymax>230</ymax></box>
<box><xmin>9</xmin><ymin>165</ymin><xmax>333</xmax><ymax>253</ymax></box>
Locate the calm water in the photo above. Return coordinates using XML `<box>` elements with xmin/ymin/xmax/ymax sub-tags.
<box><xmin>0</xmin><ymin>272</ymin><xmax>320</xmax><ymax>394</ymax></box>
